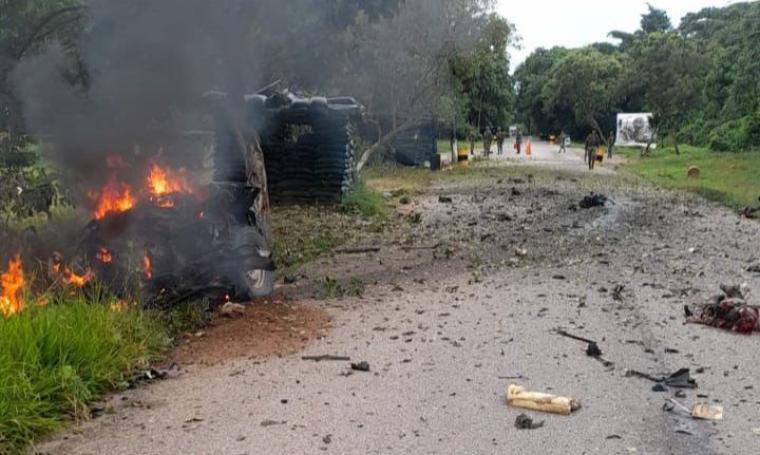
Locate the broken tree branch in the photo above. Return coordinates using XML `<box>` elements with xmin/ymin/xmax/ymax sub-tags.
<box><xmin>301</xmin><ymin>355</ymin><xmax>351</xmax><ymax>362</ymax></box>
<box><xmin>333</xmin><ymin>246</ymin><xmax>381</xmax><ymax>255</ymax></box>
<box><xmin>356</xmin><ymin>119</ymin><xmax>420</xmax><ymax>172</ymax></box>
<box><xmin>555</xmin><ymin>329</ymin><xmax>595</xmax><ymax>344</ymax></box>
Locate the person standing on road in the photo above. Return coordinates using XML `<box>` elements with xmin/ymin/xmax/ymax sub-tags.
<box><xmin>558</xmin><ymin>130</ymin><xmax>567</xmax><ymax>153</ymax></box>
<box><xmin>607</xmin><ymin>131</ymin><xmax>615</xmax><ymax>159</ymax></box>
<box><xmin>483</xmin><ymin>128</ymin><xmax>493</xmax><ymax>157</ymax></box>
<box><xmin>515</xmin><ymin>129</ymin><xmax>523</xmax><ymax>155</ymax></box>
<box><xmin>468</xmin><ymin>129</ymin><xmax>479</xmax><ymax>156</ymax></box>
<box><xmin>496</xmin><ymin>128</ymin><xmax>506</xmax><ymax>155</ymax></box>
<box><xmin>585</xmin><ymin>130</ymin><xmax>600</xmax><ymax>170</ymax></box>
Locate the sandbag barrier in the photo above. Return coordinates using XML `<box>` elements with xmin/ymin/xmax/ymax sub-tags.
<box><xmin>246</xmin><ymin>94</ymin><xmax>360</xmax><ymax>204</ymax></box>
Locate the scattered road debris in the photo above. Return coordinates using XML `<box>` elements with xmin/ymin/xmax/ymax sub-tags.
<box><xmin>666</xmin><ymin>399</ymin><xmax>724</xmax><ymax>421</ymax></box>
<box><xmin>438</xmin><ymin>195</ymin><xmax>453</xmax><ymax>203</ymax></box>
<box><xmin>220</xmin><ymin>302</ymin><xmax>246</xmax><ymax>318</ymax></box>
<box><xmin>555</xmin><ymin>329</ymin><xmax>613</xmax><ymax>367</ymax></box>
<box><xmin>400</xmin><ymin>242</ymin><xmax>441</xmax><ymax>251</ymax></box>
<box><xmin>514</xmin><ymin>414</ymin><xmax>544</xmax><ymax>430</ymax></box>
<box><xmin>739</xmin><ymin>198</ymin><xmax>759</xmax><ymax>219</ymax></box>
<box><xmin>334</xmin><ymin>246</ymin><xmax>381</xmax><ymax>255</ymax></box>
<box><xmin>498</xmin><ymin>374</ymin><xmax>526</xmax><ymax>380</ymax></box>
<box><xmin>350</xmin><ymin>361</ymin><xmax>370</xmax><ymax>372</ymax></box>
<box><xmin>260</xmin><ymin>419</ymin><xmax>287</xmax><ymax>427</ymax></box>
<box><xmin>612</xmin><ymin>285</ymin><xmax>625</xmax><ymax>301</ymax></box>
<box><xmin>691</xmin><ymin>403</ymin><xmax>724</xmax><ymax>421</ymax></box>
<box><xmin>685</xmin><ymin>284</ymin><xmax>759</xmax><ymax>334</ymax></box>
<box><xmin>626</xmin><ymin>368</ymin><xmax>697</xmax><ymax>389</ymax></box>
<box><xmin>302</xmin><ymin>355</ymin><xmax>351</xmax><ymax>362</ymax></box>
<box><xmin>579</xmin><ymin>193</ymin><xmax>608</xmax><ymax>209</ymax></box>
<box><xmin>506</xmin><ymin>384</ymin><xmax>581</xmax><ymax>416</ymax></box>
<box><xmin>130</xmin><ymin>364</ymin><xmax>181</xmax><ymax>385</ymax></box>
<box><xmin>665</xmin><ymin>369</ymin><xmax>698</xmax><ymax>389</ymax></box>
<box><xmin>747</xmin><ymin>264</ymin><xmax>760</xmax><ymax>274</ymax></box>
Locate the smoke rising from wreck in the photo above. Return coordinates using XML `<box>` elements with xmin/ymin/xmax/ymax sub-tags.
<box><xmin>12</xmin><ymin>0</ymin><xmax>332</xmax><ymax>189</ymax></box>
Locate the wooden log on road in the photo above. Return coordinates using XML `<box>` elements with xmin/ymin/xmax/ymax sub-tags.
<box><xmin>506</xmin><ymin>384</ymin><xmax>581</xmax><ymax>416</ymax></box>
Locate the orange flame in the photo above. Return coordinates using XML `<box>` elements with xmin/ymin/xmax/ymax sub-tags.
<box><xmin>147</xmin><ymin>163</ymin><xmax>192</xmax><ymax>206</ymax></box>
<box><xmin>90</xmin><ymin>178</ymin><xmax>135</xmax><ymax>220</ymax></box>
<box><xmin>96</xmin><ymin>247</ymin><xmax>113</xmax><ymax>264</ymax></box>
<box><xmin>142</xmin><ymin>254</ymin><xmax>153</xmax><ymax>280</ymax></box>
<box><xmin>63</xmin><ymin>266</ymin><xmax>94</xmax><ymax>288</ymax></box>
<box><xmin>0</xmin><ymin>255</ymin><xmax>24</xmax><ymax>317</ymax></box>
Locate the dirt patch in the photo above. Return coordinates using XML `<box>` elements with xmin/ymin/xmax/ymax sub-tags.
<box><xmin>171</xmin><ymin>297</ymin><xmax>331</xmax><ymax>367</ymax></box>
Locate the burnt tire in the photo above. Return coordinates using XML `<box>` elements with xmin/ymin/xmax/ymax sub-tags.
<box><xmin>241</xmin><ymin>268</ymin><xmax>274</xmax><ymax>298</ymax></box>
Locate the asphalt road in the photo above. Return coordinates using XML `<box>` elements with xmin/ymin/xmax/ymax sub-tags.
<box><xmin>39</xmin><ymin>143</ymin><xmax>760</xmax><ymax>455</ymax></box>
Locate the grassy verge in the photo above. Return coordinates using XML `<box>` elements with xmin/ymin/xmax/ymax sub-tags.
<box><xmin>363</xmin><ymin>164</ymin><xmax>436</xmax><ymax>195</ymax></box>
<box><xmin>0</xmin><ymin>294</ymin><xmax>169</xmax><ymax>454</ymax></box>
<box><xmin>618</xmin><ymin>145</ymin><xmax>760</xmax><ymax>208</ymax></box>
<box><xmin>270</xmin><ymin>178</ymin><xmax>388</xmax><ymax>277</ymax></box>
<box><xmin>340</xmin><ymin>178</ymin><xmax>386</xmax><ymax>218</ymax></box>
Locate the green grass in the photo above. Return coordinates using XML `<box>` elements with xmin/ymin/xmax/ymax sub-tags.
<box><xmin>618</xmin><ymin>145</ymin><xmax>760</xmax><ymax>208</ymax></box>
<box><xmin>270</xmin><ymin>178</ymin><xmax>388</xmax><ymax>276</ymax></box>
<box><xmin>0</xmin><ymin>294</ymin><xmax>169</xmax><ymax>454</ymax></box>
<box><xmin>340</xmin><ymin>178</ymin><xmax>386</xmax><ymax>218</ymax></box>
<box><xmin>363</xmin><ymin>164</ymin><xmax>436</xmax><ymax>195</ymax></box>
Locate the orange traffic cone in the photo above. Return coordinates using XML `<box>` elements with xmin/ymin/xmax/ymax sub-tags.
<box><xmin>525</xmin><ymin>140</ymin><xmax>532</xmax><ymax>157</ymax></box>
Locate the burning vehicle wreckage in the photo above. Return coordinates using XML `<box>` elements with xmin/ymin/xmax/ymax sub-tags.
<box><xmin>0</xmin><ymin>92</ymin><xmax>362</xmax><ymax>315</ymax></box>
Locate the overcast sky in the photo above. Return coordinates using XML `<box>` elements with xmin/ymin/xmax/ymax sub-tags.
<box><xmin>498</xmin><ymin>0</ymin><xmax>737</xmax><ymax>70</ymax></box>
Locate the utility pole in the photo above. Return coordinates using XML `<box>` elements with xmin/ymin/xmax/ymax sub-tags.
<box><xmin>449</xmin><ymin>13</ymin><xmax>458</xmax><ymax>165</ymax></box>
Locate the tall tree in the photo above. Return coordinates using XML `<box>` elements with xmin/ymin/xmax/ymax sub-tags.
<box><xmin>457</xmin><ymin>13</ymin><xmax>516</xmax><ymax>133</ymax></box>
<box><xmin>0</xmin><ymin>0</ymin><xmax>85</xmax><ymax>145</ymax></box>
<box><xmin>540</xmin><ymin>48</ymin><xmax>623</xmax><ymax>138</ymax></box>
<box><xmin>640</xmin><ymin>3</ymin><xmax>672</xmax><ymax>34</ymax></box>
<box><xmin>623</xmin><ymin>31</ymin><xmax>706</xmax><ymax>153</ymax></box>
<box><xmin>513</xmin><ymin>46</ymin><xmax>568</xmax><ymax>135</ymax></box>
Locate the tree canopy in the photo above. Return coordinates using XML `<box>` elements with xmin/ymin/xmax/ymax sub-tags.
<box><xmin>515</xmin><ymin>1</ymin><xmax>760</xmax><ymax>152</ymax></box>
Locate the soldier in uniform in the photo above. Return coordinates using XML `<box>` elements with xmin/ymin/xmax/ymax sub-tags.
<box><xmin>496</xmin><ymin>127</ymin><xmax>506</xmax><ymax>155</ymax></box>
<box><xmin>483</xmin><ymin>128</ymin><xmax>493</xmax><ymax>157</ymax></box>
<box><xmin>607</xmin><ymin>131</ymin><xmax>615</xmax><ymax>159</ymax></box>
<box><xmin>585</xmin><ymin>131</ymin><xmax>600</xmax><ymax>170</ymax></box>
<box><xmin>515</xmin><ymin>129</ymin><xmax>523</xmax><ymax>155</ymax></box>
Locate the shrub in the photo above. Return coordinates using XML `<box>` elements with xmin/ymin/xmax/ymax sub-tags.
<box><xmin>340</xmin><ymin>178</ymin><xmax>386</xmax><ymax>218</ymax></box>
<box><xmin>741</xmin><ymin>111</ymin><xmax>760</xmax><ymax>151</ymax></box>
<box><xmin>708</xmin><ymin>120</ymin><xmax>744</xmax><ymax>152</ymax></box>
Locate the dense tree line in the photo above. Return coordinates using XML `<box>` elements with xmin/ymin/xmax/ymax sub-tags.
<box><xmin>515</xmin><ymin>2</ymin><xmax>760</xmax><ymax>152</ymax></box>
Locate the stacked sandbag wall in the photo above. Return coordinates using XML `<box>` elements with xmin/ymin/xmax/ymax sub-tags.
<box><xmin>246</xmin><ymin>95</ymin><xmax>359</xmax><ymax>204</ymax></box>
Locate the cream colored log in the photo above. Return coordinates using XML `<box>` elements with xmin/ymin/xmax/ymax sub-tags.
<box><xmin>506</xmin><ymin>384</ymin><xmax>581</xmax><ymax>416</ymax></box>
<box><xmin>691</xmin><ymin>403</ymin><xmax>723</xmax><ymax>420</ymax></box>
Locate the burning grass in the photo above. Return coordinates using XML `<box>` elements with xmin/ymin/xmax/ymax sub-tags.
<box><xmin>0</xmin><ymin>293</ymin><xmax>169</xmax><ymax>454</ymax></box>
